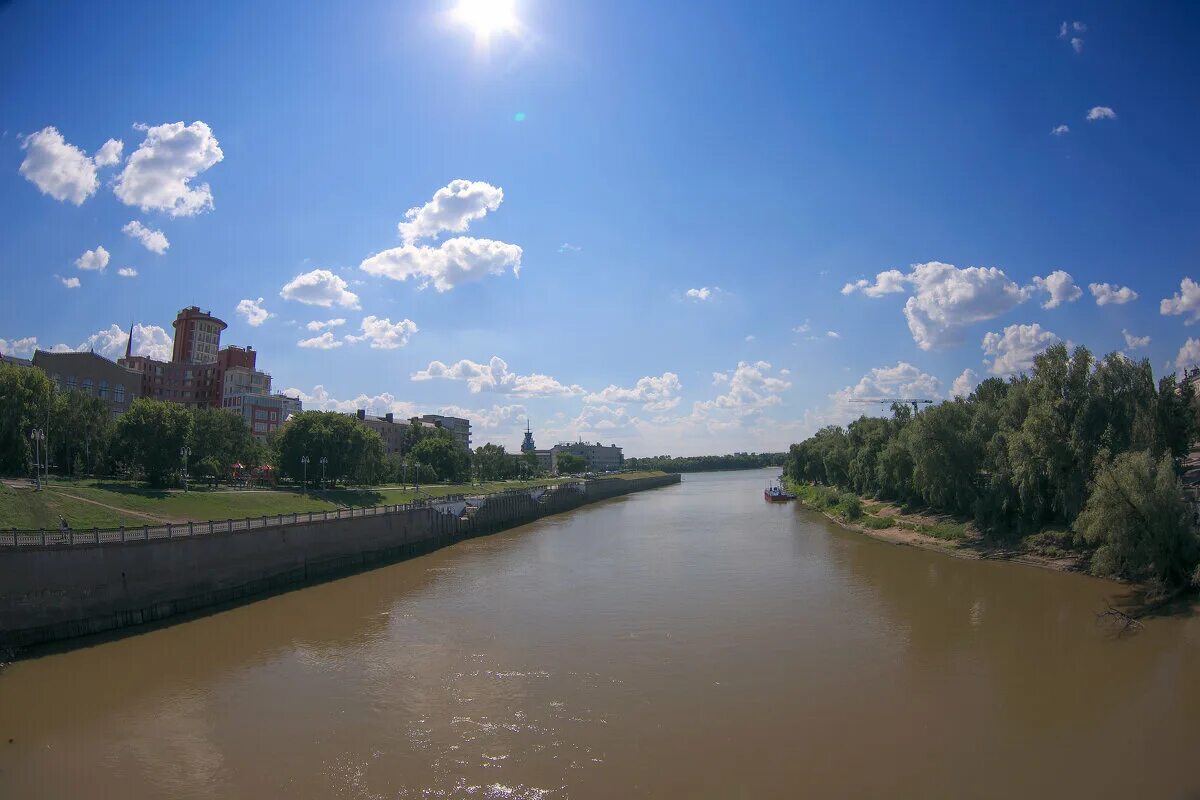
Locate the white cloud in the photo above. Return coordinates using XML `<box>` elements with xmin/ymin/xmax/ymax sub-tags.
<box><xmin>60</xmin><ymin>276</ymin><xmax>80</xmax><ymax>289</ymax></box>
<box><xmin>18</xmin><ymin>127</ymin><xmax>102</xmax><ymax>204</ymax></box>
<box><xmin>793</xmin><ymin>320</ymin><xmax>811</xmax><ymax>334</ymax></box>
<box><xmin>236</xmin><ymin>297</ymin><xmax>273</xmax><ymax>327</ymax></box>
<box><xmin>842</xmin><ymin>261</ymin><xmax>1031</xmax><ymax>349</ymax></box>
<box><xmin>826</xmin><ymin>330</ymin><xmax>840</xmax><ymax>339</ymax></box>
<box><xmin>280</xmin><ymin>269</ymin><xmax>361</xmax><ymax>309</ymax></box>
<box><xmin>1122</xmin><ymin>329</ymin><xmax>1150</xmax><ymax>351</ymax></box>
<box><xmin>0</xmin><ymin>336</ymin><xmax>38</xmax><ymax>357</ymax></box>
<box><xmin>982</xmin><ymin>323</ymin><xmax>1060</xmax><ymax>376</ymax></box>
<box><xmin>439</xmin><ymin>403</ymin><xmax>527</xmax><ymax>432</ymax></box>
<box><xmin>93</xmin><ymin>138</ymin><xmax>124</xmax><ymax>167</ymax></box>
<box><xmin>305</xmin><ymin>318</ymin><xmax>346</xmax><ymax>332</ymax></box>
<box><xmin>1032</xmin><ymin>270</ymin><xmax>1082</xmax><ymax>309</ymax></box>
<box><xmin>1089</xmin><ymin>282</ymin><xmax>1137</xmax><ymax>306</ymax></box>
<box><xmin>849</xmin><ymin>362</ymin><xmax>942</xmax><ymax>401</ymax></box>
<box><xmin>951</xmin><ymin>368</ymin><xmax>978</xmax><ymax>399</ymax></box>
<box><xmin>297</xmin><ymin>332</ymin><xmax>344</xmax><ymax>350</ymax></box>
<box><xmin>122</xmin><ymin>220</ymin><xmax>170</xmax><ymax>254</ymax></box>
<box><xmin>397</xmin><ymin>179</ymin><xmax>504</xmax><ymax>243</ymax></box>
<box><xmin>1160</xmin><ymin>278</ymin><xmax>1200</xmax><ymax>323</ymax></box>
<box><xmin>74</xmin><ymin>246</ymin><xmax>110</xmax><ymax>272</ymax></box>
<box><xmin>692</xmin><ymin>361</ymin><xmax>791</xmax><ymax>419</ymax></box>
<box><xmin>114</xmin><ymin>121</ymin><xmax>224</xmax><ymax>216</ymax></box>
<box><xmin>412</xmin><ymin>356</ymin><xmax>584</xmax><ymax>397</ymax></box>
<box><xmin>283</xmin><ymin>384</ymin><xmax>415</xmax><ymax>418</ymax></box>
<box><xmin>686</xmin><ymin>287</ymin><xmax>714</xmax><ymax>301</ymax></box>
<box><xmin>117</xmin><ymin>267</ymin><xmax>138</xmax><ymax>278</ymax></box>
<box><xmin>558</xmin><ymin>243</ymin><xmax>582</xmax><ymax>253</ymax></box>
<box><xmin>360</xmin><ymin>237</ymin><xmax>522</xmax><ymax>292</ymax></box>
<box><xmin>585</xmin><ymin>372</ymin><xmax>682</xmax><ymax>411</ymax></box>
<box><xmin>1051</xmin><ymin>124</ymin><xmax>1070</xmax><ymax>136</ymax></box>
<box><xmin>76</xmin><ymin>323</ymin><xmax>171</xmax><ymax>361</ymax></box>
<box><xmin>779</xmin><ymin>368</ymin><xmax>791</xmax><ymax>376</ymax></box>
<box><xmin>1176</xmin><ymin>339</ymin><xmax>1200</xmax><ymax>372</ymax></box>
<box><xmin>904</xmin><ymin>262</ymin><xmax>1030</xmax><ymax>349</ymax></box>
<box><xmin>1071</xmin><ymin>37</ymin><xmax>1084</xmax><ymax>53</ymax></box>
<box><xmin>841</xmin><ymin>269</ymin><xmax>906</xmax><ymax>297</ymax></box>
<box><xmin>1086</xmin><ymin>106</ymin><xmax>1116</xmax><ymax>121</ymax></box>
<box><xmin>344</xmin><ymin>315</ymin><xmax>418</xmax><ymax>349</ymax></box>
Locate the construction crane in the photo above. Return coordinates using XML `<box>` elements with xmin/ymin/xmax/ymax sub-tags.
<box><xmin>850</xmin><ymin>398</ymin><xmax>935</xmax><ymax>416</ymax></box>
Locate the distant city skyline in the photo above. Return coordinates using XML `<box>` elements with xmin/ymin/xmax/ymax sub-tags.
<box><xmin>2</xmin><ymin>1</ymin><xmax>1199</xmax><ymax>456</ymax></box>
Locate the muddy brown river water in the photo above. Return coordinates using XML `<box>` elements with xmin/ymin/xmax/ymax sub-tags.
<box><xmin>1</xmin><ymin>469</ymin><xmax>1198</xmax><ymax>798</ymax></box>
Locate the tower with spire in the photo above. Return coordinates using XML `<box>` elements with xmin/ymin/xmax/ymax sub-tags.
<box><xmin>521</xmin><ymin>418</ymin><xmax>536</xmax><ymax>453</ymax></box>
<box><xmin>124</xmin><ymin>321</ymin><xmax>134</xmax><ymax>360</ymax></box>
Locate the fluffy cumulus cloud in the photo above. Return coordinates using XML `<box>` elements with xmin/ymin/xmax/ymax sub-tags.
<box><xmin>1176</xmin><ymin>339</ymin><xmax>1200</xmax><ymax>372</ymax></box>
<box><xmin>117</xmin><ymin>267</ymin><xmax>138</xmax><ymax>278</ymax></box>
<box><xmin>114</xmin><ymin>121</ymin><xmax>224</xmax><ymax>216</ymax></box>
<box><xmin>297</xmin><ymin>332</ymin><xmax>343</xmax><ymax>350</ymax></box>
<box><xmin>686</xmin><ymin>287</ymin><xmax>714</xmax><ymax>301</ymax></box>
<box><xmin>438</xmin><ymin>403</ymin><xmax>527</xmax><ymax>431</ymax></box>
<box><xmin>951</xmin><ymin>368</ymin><xmax>978</xmax><ymax>399</ymax></box>
<box><xmin>60</xmin><ymin>276</ymin><xmax>80</xmax><ymax>289</ymax></box>
<box><xmin>282</xmin><ymin>384</ymin><xmax>416</xmax><ymax>418</ymax></box>
<box><xmin>305</xmin><ymin>318</ymin><xmax>346</xmax><ymax>332</ymax></box>
<box><xmin>122</xmin><ymin>220</ymin><xmax>170</xmax><ymax>254</ymax></box>
<box><xmin>841</xmin><ymin>269</ymin><xmax>907</xmax><ymax>297</ymax></box>
<box><xmin>1032</xmin><ymin>270</ymin><xmax>1082</xmax><ymax>309</ymax></box>
<box><xmin>236</xmin><ymin>297</ymin><xmax>273</xmax><ymax>327</ymax></box>
<box><xmin>76</xmin><ymin>323</ymin><xmax>172</xmax><ymax>361</ymax></box>
<box><xmin>412</xmin><ymin>356</ymin><xmax>584</xmax><ymax>397</ymax></box>
<box><xmin>982</xmin><ymin>323</ymin><xmax>1060</xmax><ymax>376</ymax></box>
<box><xmin>845</xmin><ymin>361</ymin><xmax>942</xmax><ymax>401</ymax></box>
<box><xmin>692</xmin><ymin>361</ymin><xmax>791</xmax><ymax>419</ymax></box>
<box><xmin>397</xmin><ymin>179</ymin><xmax>504</xmax><ymax>243</ymax></box>
<box><xmin>1087</xmin><ymin>106</ymin><xmax>1117</xmax><ymax>121</ymax></box>
<box><xmin>18</xmin><ymin>127</ymin><xmax>122</xmax><ymax>204</ymax></box>
<box><xmin>1122</xmin><ymin>329</ymin><xmax>1151</xmax><ymax>351</ymax></box>
<box><xmin>585</xmin><ymin>372</ymin><xmax>682</xmax><ymax>411</ymax></box>
<box><xmin>360</xmin><ymin>237</ymin><xmax>522</xmax><ymax>292</ymax></box>
<box><xmin>0</xmin><ymin>336</ymin><xmax>39</xmax><ymax>357</ymax></box>
<box><xmin>344</xmin><ymin>315</ymin><xmax>418</xmax><ymax>349</ymax></box>
<box><xmin>1160</xmin><ymin>278</ymin><xmax>1200</xmax><ymax>324</ymax></box>
<box><xmin>279</xmin><ymin>269</ymin><xmax>360</xmax><ymax>309</ymax></box>
<box><xmin>1051</xmin><ymin>124</ymin><xmax>1070</xmax><ymax>136</ymax></box>
<box><xmin>75</xmin><ymin>246</ymin><xmax>110</xmax><ymax>272</ymax></box>
<box><xmin>1090</xmin><ymin>282</ymin><xmax>1138</xmax><ymax>306</ymax></box>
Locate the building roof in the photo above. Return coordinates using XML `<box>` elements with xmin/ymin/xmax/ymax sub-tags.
<box><xmin>32</xmin><ymin>348</ymin><xmax>143</xmax><ymax>377</ymax></box>
<box><xmin>0</xmin><ymin>353</ymin><xmax>33</xmax><ymax>368</ymax></box>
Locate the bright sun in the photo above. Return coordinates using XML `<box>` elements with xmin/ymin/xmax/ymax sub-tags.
<box><xmin>453</xmin><ymin>0</ymin><xmax>518</xmax><ymax>39</ymax></box>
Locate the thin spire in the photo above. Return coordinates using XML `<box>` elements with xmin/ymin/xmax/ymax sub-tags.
<box><xmin>125</xmin><ymin>321</ymin><xmax>134</xmax><ymax>360</ymax></box>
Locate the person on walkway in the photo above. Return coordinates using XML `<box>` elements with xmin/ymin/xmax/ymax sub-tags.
<box><xmin>59</xmin><ymin>515</ymin><xmax>69</xmax><ymax>533</ymax></box>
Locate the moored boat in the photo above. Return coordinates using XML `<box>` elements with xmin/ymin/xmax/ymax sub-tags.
<box><xmin>764</xmin><ymin>483</ymin><xmax>795</xmax><ymax>502</ymax></box>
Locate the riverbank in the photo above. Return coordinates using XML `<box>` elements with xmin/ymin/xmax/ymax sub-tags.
<box><xmin>784</xmin><ymin>480</ymin><xmax>1092</xmax><ymax>575</ymax></box>
<box><xmin>0</xmin><ymin>473</ymin><xmax>681</xmax><ymax>654</ymax></box>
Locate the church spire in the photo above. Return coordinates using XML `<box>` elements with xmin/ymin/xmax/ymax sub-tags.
<box><xmin>124</xmin><ymin>321</ymin><xmax>134</xmax><ymax>360</ymax></box>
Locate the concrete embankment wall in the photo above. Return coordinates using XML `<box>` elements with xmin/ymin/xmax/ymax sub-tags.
<box><xmin>0</xmin><ymin>474</ymin><xmax>680</xmax><ymax>652</ymax></box>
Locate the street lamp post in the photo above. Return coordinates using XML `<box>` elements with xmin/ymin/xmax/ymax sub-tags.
<box><xmin>319</xmin><ymin>456</ymin><xmax>328</xmax><ymax>489</ymax></box>
<box><xmin>30</xmin><ymin>428</ymin><xmax>45</xmax><ymax>491</ymax></box>
<box><xmin>180</xmin><ymin>446</ymin><xmax>192</xmax><ymax>492</ymax></box>
<box><xmin>300</xmin><ymin>455</ymin><xmax>310</xmax><ymax>489</ymax></box>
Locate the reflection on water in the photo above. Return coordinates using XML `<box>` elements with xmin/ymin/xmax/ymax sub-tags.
<box><xmin>1</xmin><ymin>469</ymin><xmax>1198</xmax><ymax>799</ymax></box>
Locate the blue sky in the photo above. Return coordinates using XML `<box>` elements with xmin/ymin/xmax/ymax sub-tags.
<box><xmin>1</xmin><ymin>0</ymin><xmax>1199</xmax><ymax>456</ymax></box>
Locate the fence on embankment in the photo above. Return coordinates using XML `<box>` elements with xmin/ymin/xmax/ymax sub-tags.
<box><xmin>0</xmin><ymin>474</ymin><xmax>681</xmax><ymax>652</ymax></box>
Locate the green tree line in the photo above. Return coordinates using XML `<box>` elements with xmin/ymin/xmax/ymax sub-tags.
<box><xmin>625</xmin><ymin>452</ymin><xmax>786</xmax><ymax>473</ymax></box>
<box><xmin>785</xmin><ymin>344</ymin><xmax>1200</xmax><ymax>594</ymax></box>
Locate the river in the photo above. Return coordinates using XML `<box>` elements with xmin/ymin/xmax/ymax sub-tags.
<box><xmin>1</xmin><ymin>469</ymin><xmax>1199</xmax><ymax>798</ymax></box>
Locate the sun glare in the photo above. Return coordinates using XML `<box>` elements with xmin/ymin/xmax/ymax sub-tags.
<box><xmin>453</xmin><ymin>0</ymin><xmax>518</xmax><ymax>40</ymax></box>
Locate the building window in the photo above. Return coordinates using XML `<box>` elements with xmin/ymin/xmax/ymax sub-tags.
<box><xmin>66</xmin><ymin>375</ymin><xmax>77</xmax><ymax>390</ymax></box>
<box><xmin>114</xmin><ymin>384</ymin><xmax>125</xmax><ymax>402</ymax></box>
<box><xmin>82</xmin><ymin>377</ymin><xmax>93</xmax><ymax>394</ymax></box>
<box><xmin>98</xmin><ymin>380</ymin><xmax>109</xmax><ymax>399</ymax></box>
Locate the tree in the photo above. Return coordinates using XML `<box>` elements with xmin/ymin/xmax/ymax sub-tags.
<box><xmin>115</xmin><ymin>398</ymin><xmax>194</xmax><ymax>486</ymax></box>
<box><xmin>273</xmin><ymin>411</ymin><xmax>386</xmax><ymax>487</ymax></box>
<box><xmin>1075</xmin><ymin>450</ymin><xmax>1199</xmax><ymax>594</ymax></box>
<box><xmin>410</xmin><ymin>433</ymin><xmax>470</xmax><ymax>482</ymax></box>
<box><xmin>519</xmin><ymin>450</ymin><xmax>542</xmax><ymax>477</ymax></box>
<box><xmin>0</xmin><ymin>363</ymin><xmax>55</xmax><ymax>476</ymax></box>
<box><xmin>555</xmin><ymin>453</ymin><xmax>587</xmax><ymax>474</ymax></box>
<box><xmin>189</xmin><ymin>408</ymin><xmax>259</xmax><ymax>483</ymax></box>
<box><xmin>474</xmin><ymin>443</ymin><xmax>512</xmax><ymax>481</ymax></box>
<box><xmin>50</xmin><ymin>389</ymin><xmax>113</xmax><ymax>477</ymax></box>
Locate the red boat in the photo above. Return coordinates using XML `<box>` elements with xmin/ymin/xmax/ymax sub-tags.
<box><xmin>764</xmin><ymin>483</ymin><xmax>795</xmax><ymax>502</ymax></box>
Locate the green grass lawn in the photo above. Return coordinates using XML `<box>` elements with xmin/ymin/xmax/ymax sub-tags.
<box><xmin>0</xmin><ymin>472</ymin><xmax>671</xmax><ymax>529</ymax></box>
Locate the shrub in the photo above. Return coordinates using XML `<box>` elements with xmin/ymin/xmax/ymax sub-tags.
<box><xmin>922</xmin><ymin>521</ymin><xmax>967</xmax><ymax>541</ymax></box>
<box><xmin>836</xmin><ymin>492</ymin><xmax>862</xmax><ymax>520</ymax></box>
<box><xmin>861</xmin><ymin>515</ymin><xmax>895</xmax><ymax>529</ymax></box>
